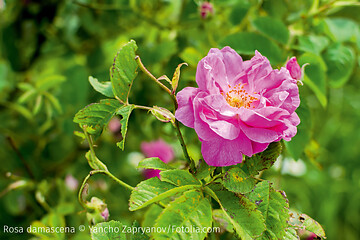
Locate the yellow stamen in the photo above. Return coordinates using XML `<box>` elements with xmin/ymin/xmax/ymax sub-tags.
<box><xmin>221</xmin><ymin>83</ymin><xmax>258</xmax><ymax>109</ymax></box>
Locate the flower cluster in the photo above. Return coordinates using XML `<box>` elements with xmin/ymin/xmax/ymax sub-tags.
<box><xmin>176</xmin><ymin>47</ymin><xmax>301</xmax><ymax>166</ymax></box>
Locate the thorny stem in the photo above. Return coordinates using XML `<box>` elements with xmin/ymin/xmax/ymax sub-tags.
<box><xmin>78</xmin><ymin>173</ymin><xmax>91</xmax><ymax>209</ymax></box>
<box><xmin>135</xmin><ymin>56</ymin><xmax>194</xmax><ymax>172</ymax></box>
<box><xmin>135</xmin><ymin>105</ymin><xmax>193</xmax><ymax>171</ymax></box>
<box><xmin>82</xmin><ymin>125</ymin><xmax>109</xmax><ymax>170</ymax></box>
<box><xmin>101</xmin><ymin>170</ymin><xmax>135</xmax><ymax>191</ymax></box>
<box><xmin>253</xmin><ymin>177</ymin><xmax>264</xmax><ymax>182</ymax></box>
<box><xmin>307</xmin><ymin>0</ymin><xmax>337</xmax><ymax>17</ymax></box>
<box><xmin>169</xmin><ymin>86</ymin><xmax>193</xmax><ymax>171</ymax></box>
<box><xmin>134</xmin><ymin>105</ymin><xmax>152</xmax><ymax>111</ymax></box>
<box><xmin>36</xmin><ymin>192</ymin><xmax>52</xmax><ymax>212</ymax></box>
<box><xmin>135</xmin><ymin>56</ymin><xmax>172</xmax><ymax>95</ymax></box>
<box><xmin>135</xmin><ymin>104</ymin><xmax>193</xmax><ymax>171</ymax></box>
<box><xmin>157</xmin><ymin>201</ymin><xmax>167</xmax><ymax>209</ymax></box>
<box><xmin>174</xmin><ymin>120</ymin><xmax>194</xmax><ymax>172</ymax></box>
<box><xmin>78</xmin><ymin>170</ymin><xmax>134</xmax><ymax>209</ymax></box>
<box><xmin>6</xmin><ymin>136</ymin><xmax>35</xmax><ymax>180</ymax></box>
<box><xmin>79</xmin><ymin>127</ymin><xmax>134</xmax><ymax>209</ymax></box>
<box><xmin>82</xmin><ymin>126</ymin><xmax>95</xmax><ymax>156</ymax></box>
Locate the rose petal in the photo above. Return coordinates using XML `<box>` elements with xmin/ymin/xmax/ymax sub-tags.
<box><xmin>238</xmin><ymin>107</ymin><xmax>286</xmax><ymax>128</ymax></box>
<box><xmin>220</xmin><ymin>47</ymin><xmax>244</xmax><ymax>84</ymax></box>
<box><xmin>175</xmin><ymin>87</ymin><xmax>201</xmax><ymax>128</ymax></box>
<box><xmin>251</xmin><ymin>141</ymin><xmax>270</xmax><ymax>154</ymax></box>
<box><xmin>193</xmin><ymin>93</ymin><xmax>218</xmax><ymax>141</ymax></box>
<box><xmin>196</xmin><ymin>51</ymin><xmax>227</xmax><ymax>94</ymax></box>
<box><xmin>239</xmin><ymin>121</ymin><xmax>279</xmax><ymax>143</ymax></box>
<box><xmin>203</xmin><ymin>94</ymin><xmax>237</xmax><ymax>117</ymax></box>
<box><xmin>201</xmin><ymin>136</ymin><xmax>244</xmax><ymax>166</ymax></box>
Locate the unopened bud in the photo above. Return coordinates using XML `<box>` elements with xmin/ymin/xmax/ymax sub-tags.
<box><xmin>200</xmin><ymin>2</ymin><xmax>214</xmax><ymax>19</ymax></box>
<box><xmin>150</xmin><ymin>106</ymin><xmax>175</xmax><ymax>124</ymax></box>
<box><xmin>286</xmin><ymin>57</ymin><xmax>301</xmax><ymax>80</ymax></box>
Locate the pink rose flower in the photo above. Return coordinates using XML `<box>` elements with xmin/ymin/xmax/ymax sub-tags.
<box><xmin>175</xmin><ymin>47</ymin><xmax>300</xmax><ymax>166</ymax></box>
<box><xmin>141</xmin><ymin>139</ymin><xmax>174</xmax><ymax>179</ymax></box>
<box><xmin>286</xmin><ymin>57</ymin><xmax>301</xmax><ymax>80</ymax></box>
<box><xmin>108</xmin><ymin>117</ymin><xmax>121</xmax><ymax>133</ymax></box>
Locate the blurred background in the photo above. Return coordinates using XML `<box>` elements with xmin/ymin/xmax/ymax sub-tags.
<box><xmin>0</xmin><ymin>0</ymin><xmax>359</xmax><ymax>239</ymax></box>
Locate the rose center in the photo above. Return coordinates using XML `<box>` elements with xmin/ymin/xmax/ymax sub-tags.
<box><xmin>221</xmin><ymin>83</ymin><xmax>258</xmax><ymax>109</ymax></box>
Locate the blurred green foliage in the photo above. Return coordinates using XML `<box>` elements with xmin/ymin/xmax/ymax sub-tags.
<box><xmin>0</xmin><ymin>0</ymin><xmax>359</xmax><ymax>239</ymax></box>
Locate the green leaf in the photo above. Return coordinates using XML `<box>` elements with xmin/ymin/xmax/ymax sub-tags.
<box><xmin>157</xmin><ymin>75</ymin><xmax>171</xmax><ymax>84</ymax></box>
<box><xmin>47</xmin><ymin>212</ymin><xmax>66</xmax><ymax>240</ymax></box>
<box><xmin>324</xmin><ymin>17</ymin><xmax>358</xmax><ymax>42</ymax></box>
<box><xmin>116</xmin><ymin>104</ymin><xmax>134</xmax><ymax>150</ymax></box>
<box><xmin>55</xmin><ymin>202</ymin><xmax>76</xmax><ymax>216</ymax></box>
<box><xmin>243</xmin><ymin>141</ymin><xmax>282</xmax><ymax>176</ymax></box>
<box><xmin>160</xmin><ymin>169</ymin><xmax>201</xmax><ymax>186</ymax></box>
<box><xmin>248</xmin><ymin>181</ymin><xmax>289</xmax><ymax>239</ymax></box>
<box><xmin>110</xmin><ymin>40</ymin><xmax>138</xmax><ymax>103</ymax></box>
<box><xmin>285</xmin><ymin>100</ymin><xmax>311</xmax><ymax>160</ymax></box>
<box><xmin>171</xmin><ymin>63</ymin><xmax>187</xmax><ymax>94</ymax></box>
<box><xmin>137</xmin><ymin>157</ymin><xmax>175</xmax><ymax>171</ymax></box>
<box><xmin>301</xmin><ymin>214</ymin><xmax>326</xmax><ymax>239</ymax></box>
<box><xmin>18</xmin><ymin>89</ymin><xmax>37</xmax><ymax>104</ymax></box>
<box><xmin>44</xmin><ymin>92</ymin><xmax>62</xmax><ymax>114</ymax></box>
<box><xmin>252</xmin><ymin>16</ymin><xmax>289</xmax><ymax>45</ymax></box>
<box><xmin>129</xmin><ymin>177</ymin><xmax>200</xmax><ymax>211</ymax></box>
<box><xmin>205</xmin><ymin>187</ymin><xmax>265</xmax><ymax>239</ymax></box>
<box><xmin>212</xmin><ymin>209</ymin><xmax>234</xmax><ymax>233</ymax></box>
<box><xmin>36</xmin><ymin>75</ymin><xmax>66</xmax><ymax>91</ymax></box>
<box><xmin>91</xmin><ymin>220</ymin><xmax>125</xmax><ymax>240</ymax></box>
<box><xmin>296</xmin><ymin>35</ymin><xmax>329</xmax><ymax>55</ymax></box>
<box><xmin>220</xmin><ymin>32</ymin><xmax>284</xmax><ymax>64</ymax></box>
<box><xmin>195</xmin><ymin>160</ymin><xmax>216</xmax><ymax>181</ymax></box>
<box><xmin>131</xmin><ymin>221</ymin><xmax>150</xmax><ymax>240</ymax></box>
<box><xmin>89</xmin><ymin>76</ymin><xmax>114</xmax><ymax>98</ymax></box>
<box><xmin>229</xmin><ymin>2</ymin><xmax>250</xmax><ymax>26</ymax></box>
<box><xmin>0</xmin><ymin>62</ymin><xmax>8</xmax><ymax>91</ymax></box>
<box><xmin>357</xmin><ymin>26</ymin><xmax>360</xmax><ymax>49</ymax></box>
<box><xmin>32</xmin><ymin>95</ymin><xmax>43</xmax><ymax>115</ymax></box>
<box><xmin>74</xmin><ymin>99</ymin><xmax>121</xmax><ymax>135</ymax></box>
<box><xmin>74</xmin><ymin>131</ymin><xmax>85</xmax><ymax>140</ymax></box>
<box><xmin>284</xmin><ymin>227</ymin><xmax>299</xmax><ymax>240</ymax></box>
<box><xmin>29</xmin><ymin>221</ymin><xmax>55</xmax><ymax>239</ymax></box>
<box><xmin>323</xmin><ymin>44</ymin><xmax>356</xmax><ymax>88</ymax></box>
<box><xmin>7</xmin><ymin>102</ymin><xmax>33</xmax><ymax>120</ymax></box>
<box><xmin>18</xmin><ymin>82</ymin><xmax>34</xmax><ymax>91</ymax></box>
<box><xmin>222</xmin><ymin>167</ymin><xmax>255</xmax><ymax>194</ymax></box>
<box><xmin>153</xmin><ymin>190</ymin><xmax>212</xmax><ymax>240</ymax></box>
<box><xmin>142</xmin><ymin>204</ymin><xmax>164</xmax><ymax>228</ymax></box>
<box><xmin>288</xmin><ymin>210</ymin><xmax>326</xmax><ymax>239</ymax></box>
<box><xmin>298</xmin><ymin>53</ymin><xmax>327</xmax><ymax>108</ymax></box>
